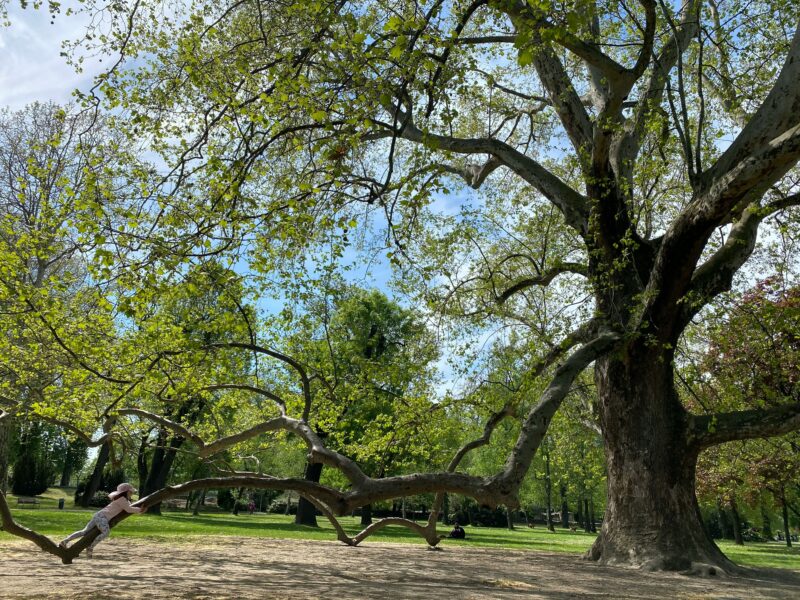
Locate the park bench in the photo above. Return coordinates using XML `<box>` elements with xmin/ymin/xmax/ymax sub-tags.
<box><xmin>16</xmin><ymin>497</ymin><xmax>40</xmax><ymax>508</ymax></box>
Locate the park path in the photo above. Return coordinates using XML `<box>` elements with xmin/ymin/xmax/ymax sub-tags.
<box><xmin>0</xmin><ymin>536</ymin><xmax>798</xmax><ymax>599</ymax></box>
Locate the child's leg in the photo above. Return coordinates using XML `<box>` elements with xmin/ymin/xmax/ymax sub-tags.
<box><xmin>61</xmin><ymin>516</ymin><xmax>98</xmax><ymax>544</ymax></box>
<box><xmin>88</xmin><ymin>514</ymin><xmax>111</xmax><ymax>549</ymax></box>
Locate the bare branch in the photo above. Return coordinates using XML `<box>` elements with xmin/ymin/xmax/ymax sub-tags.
<box><xmin>207</xmin><ymin>342</ymin><xmax>312</xmax><ymax>420</ymax></box>
<box><xmin>447</xmin><ymin>403</ymin><xmax>516</xmax><ymax>472</ymax></box>
<box><xmin>496</xmin><ymin>262</ymin><xmax>588</xmax><ymax>304</ymax></box>
<box><xmin>117</xmin><ymin>408</ymin><xmax>205</xmax><ymax>447</ymax></box>
<box><xmin>202</xmin><ymin>383</ymin><xmax>286</xmax><ymax>413</ymax></box>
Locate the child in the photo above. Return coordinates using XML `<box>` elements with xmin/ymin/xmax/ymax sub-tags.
<box><xmin>59</xmin><ymin>483</ymin><xmax>147</xmax><ymax>558</ymax></box>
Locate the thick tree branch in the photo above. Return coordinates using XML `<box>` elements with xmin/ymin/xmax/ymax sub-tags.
<box><xmin>675</xmin><ymin>190</ymin><xmax>800</xmax><ymax>328</ymax></box>
<box><xmin>394</xmin><ymin>108</ymin><xmax>588</xmax><ymax>234</ymax></box>
<box><xmin>436</xmin><ymin>155</ymin><xmax>503</xmax><ymax>189</ymax></box>
<box><xmin>689</xmin><ymin>403</ymin><xmax>800</xmax><ymax>451</ymax></box>
<box><xmin>491</xmin><ymin>330</ymin><xmax>621</xmax><ymax>495</ymax></box>
<box><xmin>643</xmin><ymin>24</ymin><xmax>800</xmax><ymax>341</ymax></box>
<box><xmin>700</xmin><ymin>22</ymin><xmax>800</xmax><ymax>206</ymax></box>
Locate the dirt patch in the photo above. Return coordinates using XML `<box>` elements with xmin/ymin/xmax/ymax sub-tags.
<box><xmin>0</xmin><ymin>537</ymin><xmax>798</xmax><ymax>599</ymax></box>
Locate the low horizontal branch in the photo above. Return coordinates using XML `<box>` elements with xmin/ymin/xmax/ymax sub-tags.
<box><xmin>689</xmin><ymin>403</ymin><xmax>800</xmax><ymax>450</ymax></box>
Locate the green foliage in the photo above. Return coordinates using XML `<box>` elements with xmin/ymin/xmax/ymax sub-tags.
<box><xmin>10</xmin><ymin>424</ymin><xmax>58</xmax><ymax>496</ymax></box>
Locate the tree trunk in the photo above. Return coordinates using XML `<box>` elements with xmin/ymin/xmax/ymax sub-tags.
<box><xmin>760</xmin><ymin>499</ymin><xmax>772</xmax><ymax>540</ymax></box>
<box><xmin>545</xmin><ymin>451</ymin><xmax>555</xmax><ymax>531</ymax></box>
<box><xmin>295</xmin><ymin>461</ymin><xmax>322</xmax><ymax>527</ymax></box>
<box><xmin>142</xmin><ymin>431</ymin><xmax>183</xmax><ymax>514</ymax></box>
<box><xmin>781</xmin><ymin>487</ymin><xmax>792</xmax><ymax>549</ymax></box>
<box><xmin>232</xmin><ymin>487</ymin><xmax>244</xmax><ymax>515</ymax></box>
<box><xmin>360</xmin><ymin>503</ymin><xmax>373</xmax><ymax>526</ymax></box>
<box><xmin>583</xmin><ymin>498</ymin><xmax>591</xmax><ymax>532</ymax></box>
<box><xmin>0</xmin><ymin>418</ymin><xmax>11</xmax><ymax>494</ymax></box>
<box><xmin>588</xmin><ymin>347</ymin><xmax>736</xmax><ymax>572</ymax></box>
<box><xmin>560</xmin><ymin>484</ymin><xmax>569</xmax><ymax>528</ymax></box>
<box><xmin>590</xmin><ymin>498</ymin><xmax>597</xmax><ymax>533</ymax></box>
<box><xmin>193</xmin><ymin>488</ymin><xmax>207</xmax><ymax>516</ymax></box>
<box><xmin>716</xmin><ymin>497</ymin><xmax>732</xmax><ymax>539</ymax></box>
<box><xmin>506</xmin><ymin>506</ymin><xmax>514</xmax><ymax>530</ymax></box>
<box><xmin>78</xmin><ymin>441</ymin><xmax>110</xmax><ymax>507</ymax></box>
<box><xmin>59</xmin><ymin>458</ymin><xmax>72</xmax><ymax>488</ymax></box>
<box><xmin>136</xmin><ymin>435</ymin><xmax>149</xmax><ymax>495</ymax></box>
<box><xmin>729</xmin><ymin>498</ymin><xmax>744</xmax><ymax>546</ymax></box>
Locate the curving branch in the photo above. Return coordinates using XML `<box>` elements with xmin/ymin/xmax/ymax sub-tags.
<box><xmin>206</xmin><ymin>342</ymin><xmax>313</xmax><ymax>420</ymax></box>
<box><xmin>675</xmin><ymin>192</ymin><xmax>800</xmax><ymax>328</ymax></box>
<box><xmin>0</xmin><ymin>490</ymin><xmax>64</xmax><ymax>556</ymax></box>
<box><xmin>391</xmin><ymin>104</ymin><xmax>589</xmax><ymax>235</ymax></box>
<box><xmin>436</xmin><ymin>155</ymin><xmax>503</xmax><ymax>190</ymax></box>
<box><xmin>492</xmin><ymin>330</ymin><xmax>621</xmax><ymax>495</ymax></box>
<box><xmin>447</xmin><ymin>402</ymin><xmax>516</xmax><ymax>473</ymax></box>
<box><xmin>496</xmin><ymin>262</ymin><xmax>588</xmax><ymax>304</ymax></box>
<box><xmin>117</xmin><ymin>408</ymin><xmax>205</xmax><ymax>447</ymax></box>
<box><xmin>202</xmin><ymin>383</ymin><xmax>286</xmax><ymax>413</ymax></box>
<box><xmin>37</xmin><ymin>415</ymin><xmax>116</xmax><ymax>448</ymax></box>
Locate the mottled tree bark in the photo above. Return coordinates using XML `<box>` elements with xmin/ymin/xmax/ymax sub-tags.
<box><xmin>588</xmin><ymin>346</ymin><xmax>735</xmax><ymax>572</ymax></box>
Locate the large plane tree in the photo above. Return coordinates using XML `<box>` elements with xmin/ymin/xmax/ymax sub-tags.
<box><xmin>2</xmin><ymin>0</ymin><xmax>800</xmax><ymax>573</ymax></box>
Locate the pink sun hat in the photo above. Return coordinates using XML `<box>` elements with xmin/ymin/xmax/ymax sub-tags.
<box><xmin>108</xmin><ymin>483</ymin><xmax>137</xmax><ymax>500</ymax></box>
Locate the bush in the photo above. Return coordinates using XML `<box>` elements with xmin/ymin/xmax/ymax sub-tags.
<box><xmin>11</xmin><ymin>452</ymin><xmax>55</xmax><ymax>496</ymax></box>
<box><xmin>216</xmin><ymin>489</ymin><xmax>235</xmax><ymax>511</ymax></box>
<box><xmin>268</xmin><ymin>498</ymin><xmax>297</xmax><ymax>515</ymax></box>
<box><xmin>87</xmin><ymin>491</ymin><xmax>111</xmax><ymax>508</ymax></box>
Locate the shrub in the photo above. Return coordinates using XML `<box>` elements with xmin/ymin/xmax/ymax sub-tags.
<box><xmin>11</xmin><ymin>451</ymin><xmax>55</xmax><ymax>496</ymax></box>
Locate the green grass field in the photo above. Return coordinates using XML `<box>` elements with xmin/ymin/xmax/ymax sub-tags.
<box><xmin>3</xmin><ymin>491</ymin><xmax>798</xmax><ymax>571</ymax></box>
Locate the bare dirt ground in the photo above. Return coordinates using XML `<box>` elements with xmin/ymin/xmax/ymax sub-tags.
<box><xmin>1</xmin><ymin>537</ymin><xmax>798</xmax><ymax>599</ymax></box>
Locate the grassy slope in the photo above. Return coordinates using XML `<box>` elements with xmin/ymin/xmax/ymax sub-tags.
<box><xmin>2</xmin><ymin>499</ymin><xmax>798</xmax><ymax>571</ymax></box>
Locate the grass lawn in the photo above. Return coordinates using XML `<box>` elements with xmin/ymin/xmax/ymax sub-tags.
<box><xmin>3</xmin><ymin>491</ymin><xmax>798</xmax><ymax>571</ymax></box>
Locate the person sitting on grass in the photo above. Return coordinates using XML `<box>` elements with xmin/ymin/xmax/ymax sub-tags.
<box><xmin>449</xmin><ymin>522</ymin><xmax>466</xmax><ymax>539</ymax></box>
<box><xmin>59</xmin><ymin>483</ymin><xmax>147</xmax><ymax>558</ymax></box>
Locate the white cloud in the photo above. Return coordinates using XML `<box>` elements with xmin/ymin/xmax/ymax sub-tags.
<box><xmin>0</xmin><ymin>3</ymin><xmax>101</xmax><ymax>109</ymax></box>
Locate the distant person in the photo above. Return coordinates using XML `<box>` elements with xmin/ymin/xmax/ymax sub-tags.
<box><xmin>248</xmin><ymin>500</ymin><xmax>256</xmax><ymax>515</ymax></box>
<box><xmin>449</xmin><ymin>522</ymin><xmax>466</xmax><ymax>539</ymax></box>
<box><xmin>59</xmin><ymin>483</ymin><xmax>147</xmax><ymax>558</ymax></box>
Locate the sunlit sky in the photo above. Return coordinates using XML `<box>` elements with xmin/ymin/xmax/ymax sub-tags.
<box><xmin>0</xmin><ymin>3</ymin><xmax>101</xmax><ymax>109</ymax></box>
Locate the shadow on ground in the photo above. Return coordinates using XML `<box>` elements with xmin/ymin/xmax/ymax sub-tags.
<box><xmin>1</xmin><ymin>536</ymin><xmax>798</xmax><ymax>599</ymax></box>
